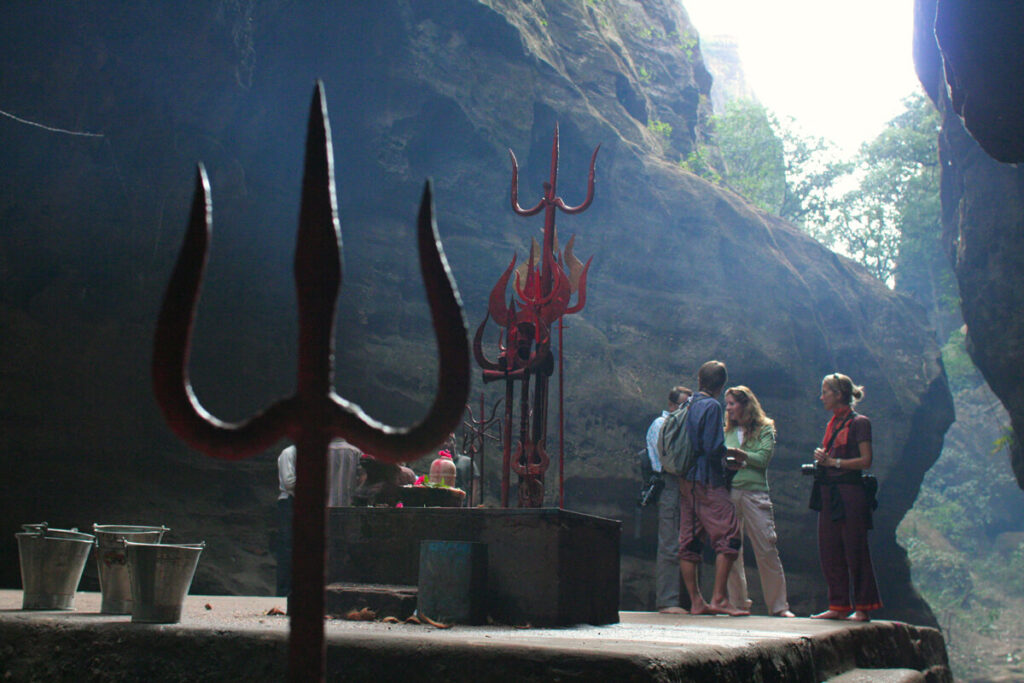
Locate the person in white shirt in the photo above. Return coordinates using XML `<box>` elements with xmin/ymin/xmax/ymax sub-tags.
<box><xmin>645</xmin><ymin>385</ymin><xmax>692</xmax><ymax>613</ymax></box>
<box><xmin>274</xmin><ymin>438</ymin><xmax>363</xmax><ymax>596</ymax></box>
<box><xmin>275</xmin><ymin>445</ymin><xmax>296</xmax><ymax>597</ymax></box>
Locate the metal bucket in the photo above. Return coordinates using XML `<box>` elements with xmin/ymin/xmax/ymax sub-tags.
<box><xmin>126</xmin><ymin>541</ymin><xmax>204</xmax><ymax>623</ymax></box>
<box><xmin>16</xmin><ymin>523</ymin><xmax>95</xmax><ymax>610</ymax></box>
<box><xmin>92</xmin><ymin>524</ymin><xmax>169</xmax><ymax>614</ymax></box>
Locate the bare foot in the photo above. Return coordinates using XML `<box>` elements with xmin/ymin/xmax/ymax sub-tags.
<box><xmin>709</xmin><ymin>600</ymin><xmax>750</xmax><ymax>616</ymax></box>
<box><xmin>773</xmin><ymin>609</ymin><xmax>796</xmax><ymax>618</ymax></box>
<box><xmin>845</xmin><ymin>610</ymin><xmax>870</xmax><ymax>622</ymax></box>
<box><xmin>811</xmin><ymin>609</ymin><xmax>847</xmax><ymax>619</ymax></box>
<box><xmin>689</xmin><ymin>599</ymin><xmax>715</xmax><ymax>615</ymax></box>
<box><xmin>658</xmin><ymin>606</ymin><xmax>686</xmax><ymax>615</ymax></box>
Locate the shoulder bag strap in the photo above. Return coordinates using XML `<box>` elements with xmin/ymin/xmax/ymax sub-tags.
<box><xmin>824</xmin><ymin>411</ymin><xmax>857</xmax><ymax>454</ymax></box>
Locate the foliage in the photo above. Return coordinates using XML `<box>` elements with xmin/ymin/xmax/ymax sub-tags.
<box><xmin>899</xmin><ymin>507</ymin><xmax>1024</xmax><ymax>679</ymax></box>
<box><xmin>678</xmin><ymin>145</ymin><xmax>721</xmax><ymax>183</ymax></box>
<box><xmin>984</xmin><ymin>541</ymin><xmax>1024</xmax><ymax>596</ymax></box>
<box><xmin>912</xmin><ymin>437</ymin><xmax>1019</xmax><ymax>552</ymax></box>
<box><xmin>898</xmin><ymin>531</ymin><xmax>974</xmax><ymax>606</ymax></box>
<box><xmin>669</xmin><ymin>28</ymin><xmax>697</xmax><ymax>59</ymax></box>
<box><xmin>698</xmin><ymin>100</ymin><xmax>850</xmax><ymax>233</ymax></box>
<box><xmin>775</xmin><ymin>121</ymin><xmax>852</xmax><ymax>232</ymax></box>
<box><xmin>710</xmin><ymin>100</ymin><xmax>786</xmax><ymax>214</ymax></box>
<box><xmin>896</xmin><ymin>374</ymin><xmax>1024</xmax><ymax>679</ymax></box>
<box><xmin>647</xmin><ymin>118</ymin><xmax>672</xmax><ymax>140</ymax></box>
<box><xmin>941</xmin><ymin>327</ymin><xmax>985</xmax><ymax>394</ymax></box>
<box><xmin>417</xmin><ymin>475</ymin><xmax>452</xmax><ymax>489</ymax></box>
<box><xmin>702</xmin><ymin>94</ymin><xmax>952</xmax><ymax>302</ymax></box>
<box><xmin>991</xmin><ymin>426</ymin><xmax>1019</xmax><ymax>458</ymax></box>
<box><xmin>832</xmin><ymin>93</ymin><xmax>946</xmax><ymax>289</ymax></box>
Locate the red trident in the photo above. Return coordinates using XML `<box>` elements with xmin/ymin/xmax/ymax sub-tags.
<box><xmin>475</xmin><ymin>125</ymin><xmax>596</xmax><ymax>507</ymax></box>
<box><xmin>152</xmin><ymin>82</ymin><xmax>470</xmax><ymax>682</ymax></box>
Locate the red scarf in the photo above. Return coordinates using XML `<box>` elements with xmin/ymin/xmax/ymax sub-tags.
<box><xmin>822</xmin><ymin>405</ymin><xmax>854</xmax><ymax>454</ymax></box>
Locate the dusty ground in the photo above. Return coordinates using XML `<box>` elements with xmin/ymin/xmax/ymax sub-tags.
<box><xmin>0</xmin><ymin>590</ymin><xmax>950</xmax><ymax>681</ymax></box>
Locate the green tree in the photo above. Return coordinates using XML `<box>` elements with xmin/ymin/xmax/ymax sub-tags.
<box><xmin>826</xmin><ymin>187</ymin><xmax>903</xmax><ymax>283</ymax></box>
<box><xmin>776</xmin><ymin>117</ymin><xmax>852</xmax><ymax>232</ymax></box>
<box><xmin>813</xmin><ymin>93</ymin><xmax>950</xmax><ymax>302</ymax></box>
<box><xmin>880</xmin><ymin>94</ymin><xmax>956</xmax><ymax>335</ymax></box>
<box><xmin>701</xmin><ymin>93</ymin><xmax>954</xmax><ymax>327</ymax></box>
<box><xmin>711</xmin><ymin>100</ymin><xmax>786</xmax><ymax>214</ymax></box>
<box><xmin>703</xmin><ymin>100</ymin><xmax>849</xmax><ymax>234</ymax></box>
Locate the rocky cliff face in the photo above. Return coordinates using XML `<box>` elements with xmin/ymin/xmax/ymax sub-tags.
<box><xmin>914</xmin><ymin>0</ymin><xmax>1024</xmax><ymax>486</ymax></box>
<box><xmin>0</xmin><ymin>1</ymin><xmax>951</xmax><ymax>623</ymax></box>
<box><xmin>699</xmin><ymin>35</ymin><xmax>760</xmax><ymax>113</ymax></box>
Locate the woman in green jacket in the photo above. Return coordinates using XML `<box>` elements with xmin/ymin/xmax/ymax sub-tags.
<box><xmin>723</xmin><ymin>385</ymin><xmax>795</xmax><ymax>617</ymax></box>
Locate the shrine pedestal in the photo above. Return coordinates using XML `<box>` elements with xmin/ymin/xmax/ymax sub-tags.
<box><xmin>326</xmin><ymin>507</ymin><xmax>620</xmax><ymax>626</ymax></box>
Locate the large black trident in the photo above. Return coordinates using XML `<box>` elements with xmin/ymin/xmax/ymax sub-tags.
<box><xmin>152</xmin><ymin>82</ymin><xmax>470</xmax><ymax>681</ymax></box>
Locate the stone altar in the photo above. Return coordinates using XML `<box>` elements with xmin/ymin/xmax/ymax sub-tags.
<box><xmin>326</xmin><ymin>507</ymin><xmax>620</xmax><ymax>626</ymax></box>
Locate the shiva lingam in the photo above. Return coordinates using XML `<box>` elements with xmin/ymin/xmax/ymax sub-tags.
<box><xmin>429</xmin><ymin>449</ymin><xmax>457</xmax><ymax>486</ymax></box>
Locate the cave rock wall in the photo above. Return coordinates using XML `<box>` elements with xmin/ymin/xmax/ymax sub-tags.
<box><xmin>0</xmin><ymin>0</ymin><xmax>951</xmax><ymax>623</ymax></box>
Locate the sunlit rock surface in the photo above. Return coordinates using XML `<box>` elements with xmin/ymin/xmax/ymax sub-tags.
<box><xmin>915</xmin><ymin>0</ymin><xmax>1024</xmax><ymax>486</ymax></box>
<box><xmin>699</xmin><ymin>35</ymin><xmax>759</xmax><ymax>113</ymax></box>
<box><xmin>0</xmin><ymin>0</ymin><xmax>951</xmax><ymax>624</ymax></box>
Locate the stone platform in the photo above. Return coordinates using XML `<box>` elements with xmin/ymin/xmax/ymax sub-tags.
<box><xmin>327</xmin><ymin>507</ymin><xmax>620</xmax><ymax>626</ymax></box>
<box><xmin>0</xmin><ymin>591</ymin><xmax>950</xmax><ymax>681</ymax></box>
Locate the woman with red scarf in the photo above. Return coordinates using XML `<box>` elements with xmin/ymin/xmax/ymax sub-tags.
<box><xmin>809</xmin><ymin>373</ymin><xmax>882</xmax><ymax>622</ymax></box>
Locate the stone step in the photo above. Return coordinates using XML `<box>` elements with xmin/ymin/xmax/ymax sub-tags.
<box><xmin>324</xmin><ymin>581</ymin><xmax>417</xmax><ymax>620</ymax></box>
<box><xmin>827</xmin><ymin>668</ymin><xmax>926</xmax><ymax>682</ymax></box>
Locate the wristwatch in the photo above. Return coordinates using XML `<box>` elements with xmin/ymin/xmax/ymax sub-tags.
<box><xmin>832</xmin><ymin>458</ymin><xmax>841</xmax><ymax>470</ymax></box>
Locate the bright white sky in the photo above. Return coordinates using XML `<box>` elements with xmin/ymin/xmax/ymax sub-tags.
<box><xmin>681</xmin><ymin>0</ymin><xmax>922</xmax><ymax>155</ymax></box>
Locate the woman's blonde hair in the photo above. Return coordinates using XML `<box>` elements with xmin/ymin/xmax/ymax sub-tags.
<box><xmin>823</xmin><ymin>373</ymin><xmax>865</xmax><ymax>407</ymax></box>
<box><xmin>724</xmin><ymin>385</ymin><xmax>774</xmax><ymax>436</ymax></box>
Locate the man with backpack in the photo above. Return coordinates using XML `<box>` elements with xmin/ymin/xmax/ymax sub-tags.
<box><xmin>645</xmin><ymin>385</ymin><xmax>693</xmax><ymax>614</ymax></box>
<box><xmin>675</xmin><ymin>360</ymin><xmax>748</xmax><ymax>616</ymax></box>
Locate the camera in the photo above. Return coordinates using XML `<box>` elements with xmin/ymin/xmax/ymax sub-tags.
<box><xmin>800</xmin><ymin>463</ymin><xmax>818</xmax><ymax>476</ymax></box>
<box><xmin>637</xmin><ymin>472</ymin><xmax>665</xmax><ymax>507</ymax></box>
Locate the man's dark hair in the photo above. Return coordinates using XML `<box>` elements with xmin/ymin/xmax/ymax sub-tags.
<box><xmin>668</xmin><ymin>386</ymin><xmax>692</xmax><ymax>405</ymax></box>
<box><xmin>697</xmin><ymin>360</ymin><xmax>727</xmax><ymax>395</ymax></box>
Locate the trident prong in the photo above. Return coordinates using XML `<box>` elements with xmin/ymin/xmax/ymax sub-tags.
<box><xmin>152</xmin><ymin>81</ymin><xmax>470</xmax><ymax>682</ymax></box>
<box><xmin>509</xmin><ymin>123</ymin><xmax>599</xmax><ymax>217</ymax></box>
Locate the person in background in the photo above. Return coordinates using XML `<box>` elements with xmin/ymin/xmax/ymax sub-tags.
<box><xmin>722</xmin><ymin>385</ymin><xmax>795</xmax><ymax>617</ymax></box>
<box><xmin>678</xmin><ymin>360</ymin><xmax>748</xmax><ymax>616</ymax></box>
<box><xmin>355</xmin><ymin>453</ymin><xmax>416</xmax><ymax>506</ymax></box>
<box><xmin>327</xmin><ymin>438</ymin><xmax>363</xmax><ymax>508</ymax></box>
<box><xmin>446</xmin><ymin>434</ymin><xmax>480</xmax><ymax>506</ymax></box>
<box><xmin>276</xmin><ymin>438</ymin><xmax>368</xmax><ymax>596</ymax></box>
<box><xmin>275</xmin><ymin>444</ymin><xmax>296</xmax><ymax>597</ymax></box>
<box><xmin>810</xmin><ymin>372</ymin><xmax>882</xmax><ymax>622</ymax></box>
<box><xmin>645</xmin><ymin>385</ymin><xmax>693</xmax><ymax>614</ymax></box>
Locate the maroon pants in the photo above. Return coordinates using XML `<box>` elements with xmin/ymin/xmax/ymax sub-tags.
<box><xmin>678</xmin><ymin>479</ymin><xmax>741</xmax><ymax>562</ymax></box>
<box><xmin>817</xmin><ymin>482</ymin><xmax>882</xmax><ymax>612</ymax></box>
